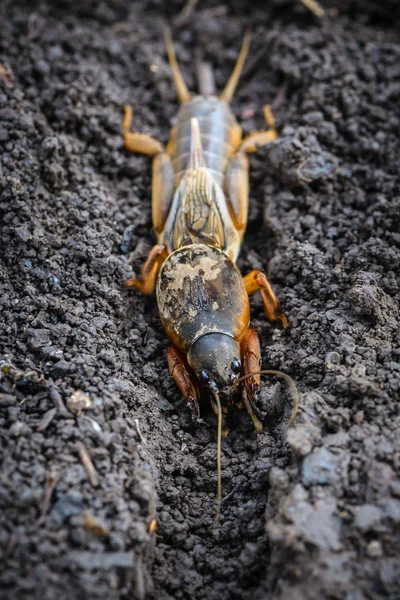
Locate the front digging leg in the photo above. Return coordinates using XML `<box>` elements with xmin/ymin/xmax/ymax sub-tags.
<box><xmin>240</xmin><ymin>329</ymin><xmax>263</xmax><ymax>431</ymax></box>
<box><xmin>167</xmin><ymin>345</ymin><xmax>200</xmax><ymax>421</ymax></box>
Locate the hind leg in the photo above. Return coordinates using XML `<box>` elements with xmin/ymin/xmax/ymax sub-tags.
<box><xmin>123</xmin><ymin>106</ymin><xmax>165</xmax><ymax>155</ymax></box>
<box><xmin>122</xmin><ymin>106</ymin><xmax>174</xmax><ymax>235</ymax></box>
<box><xmin>239</xmin><ymin>105</ymin><xmax>278</xmax><ymax>153</ymax></box>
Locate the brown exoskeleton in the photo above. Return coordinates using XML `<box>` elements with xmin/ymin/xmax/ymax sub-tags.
<box><xmin>123</xmin><ymin>30</ymin><xmax>298</xmax><ymax>518</ymax></box>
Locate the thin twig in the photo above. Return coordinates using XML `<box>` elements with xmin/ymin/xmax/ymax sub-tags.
<box><xmin>37</xmin><ymin>407</ymin><xmax>57</xmax><ymax>432</ymax></box>
<box><xmin>301</xmin><ymin>0</ymin><xmax>325</xmax><ymax>18</ymax></box>
<box><xmin>5</xmin><ymin>533</ymin><xmax>16</xmax><ymax>559</ymax></box>
<box><xmin>77</xmin><ymin>442</ymin><xmax>99</xmax><ymax>487</ymax></box>
<box><xmin>49</xmin><ymin>385</ymin><xmax>70</xmax><ymax>416</ymax></box>
<box><xmin>38</xmin><ymin>470</ymin><xmax>57</xmax><ymax>524</ymax></box>
<box><xmin>297</xmin><ymin>158</ymin><xmax>313</xmax><ymax>183</ymax></box>
<box><xmin>134</xmin><ymin>419</ymin><xmax>146</xmax><ymax>444</ymax></box>
<box><xmin>173</xmin><ymin>0</ymin><xmax>200</xmax><ymax>27</ymax></box>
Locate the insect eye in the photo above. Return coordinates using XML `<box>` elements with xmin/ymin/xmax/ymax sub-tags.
<box><xmin>199</xmin><ymin>370</ymin><xmax>210</xmax><ymax>383</ymax></box>
<box><xmin>231</xmin><ymin>360</ymin><xmax>241</xmax><ymax>374</ymax></box>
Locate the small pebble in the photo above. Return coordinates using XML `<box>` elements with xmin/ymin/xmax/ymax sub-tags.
<box><xmin>367</xmin><ymin>540</ymin><xmax>383</xmax><ymax>558</ymax></box>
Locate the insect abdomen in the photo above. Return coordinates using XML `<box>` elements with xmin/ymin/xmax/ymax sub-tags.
<box><xmin>168</xmin><ymin>96</ymin><xmax>241</xmax><ymax>188</ymax></box>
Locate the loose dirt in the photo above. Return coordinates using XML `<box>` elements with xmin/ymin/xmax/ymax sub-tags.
<box><xmin>1</xmin><ymin>1</ymin><xmax>399</xmax><ymax>599</ymax></box>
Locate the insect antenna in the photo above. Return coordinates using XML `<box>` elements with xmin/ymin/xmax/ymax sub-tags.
<box><xmin>235</xmin><ymin>370</ymin><xmax>299</xmax><ymax>426</ymax></box>
<box><xmin>210</xmin><ymin>388</ymin><xmax>223</xmax><ymax>525</ymax></box>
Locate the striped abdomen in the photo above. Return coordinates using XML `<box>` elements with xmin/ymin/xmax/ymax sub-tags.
<box><xmin>167</xmin><ymin>96</ymin><xmax>242</xmax><ymax>189</ymax></box>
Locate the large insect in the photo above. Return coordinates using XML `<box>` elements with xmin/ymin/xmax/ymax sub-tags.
<box><xmin>123</xmin><ymin>30</ymin><xmax>297</xmax><ymax>518</ymax></box>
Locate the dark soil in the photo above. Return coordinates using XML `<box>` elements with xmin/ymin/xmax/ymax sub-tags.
<box><xmin>1</xmin><ymin>1</ymin><xmax>399</xmax><ymax>599</ymax></box>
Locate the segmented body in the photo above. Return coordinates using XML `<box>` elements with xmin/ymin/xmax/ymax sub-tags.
<box><xmin>168</xmin><ymin>96</ymin><xmax>241</xmax><ymax>188</ymax></box>
<box><xmin>158</xmin><ymin>96</ymin><xmax>245</xmax><ymax>262</ymax></box>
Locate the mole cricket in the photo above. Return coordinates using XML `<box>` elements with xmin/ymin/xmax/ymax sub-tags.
<box><xmin>122</xmin><ymin>29</ymin><xmax>298</xmax><ymax>519</ymax></box>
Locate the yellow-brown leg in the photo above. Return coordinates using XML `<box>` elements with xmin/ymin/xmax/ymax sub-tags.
<box><xmin>243</xmin><ymin>270</ymin><xmax>288</xmax><ymax>328</ymax></box>
<box><xmin>123</xmin><ymin>106</ymin><xmax>165</xmax><ymax>155</ymax></box>
<box><xmin>167</xmin><ymin>345</ymin><xmax>200</xmax><ymax>419</ymax></box>
<box><xmin>239</xmin><ymin>105</ymin><xmax>278</xmax><ymax>153</ymax></box>
<box><xmin>240</xmin><ymin>328</ymin><xmax>263</xmax><ymax>431</ymax></box>
<box><xmin>124</xmin><ymin>244</ymin><xmax>168</xmax><ymax>294</ymax></box>
<box><xmin>123</xmin><ymin>106</ymin><xmax>174</xmax><ymax>235</ymax></box>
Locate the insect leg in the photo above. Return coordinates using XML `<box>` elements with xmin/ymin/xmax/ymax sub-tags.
<box><xmin>239</xmin><ymin>105</ymin><xmax>278</xmax><ymax>153</ymax></box>
<box><xmin>243</xmin><ymin>270</ymin><xmax>288</xmax><ymax>328</ymax></box>
<box><xmin>122</xmin><ymin>106</ymin><xmax>165</xmax><ymax>155</ymax></box>
<box><xmin>167</xmin><ymin>345</ymin><xmax>200</xmax><ymax>420</ymax></box>
<box><xmin>124</xmin><ymin>244</ymin><xmax>168</xmax><ymax>294</ymax></box>
<box><xmin>240</xmin><ymin>328</ymin><xmax>263</xmax><ymax>431</ymax></box>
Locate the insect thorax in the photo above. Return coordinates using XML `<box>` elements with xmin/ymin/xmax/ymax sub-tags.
<box><xmin>156</xmin><ymin>244</ymin><xmax>250</xmax><ymax>352</ymax></box>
